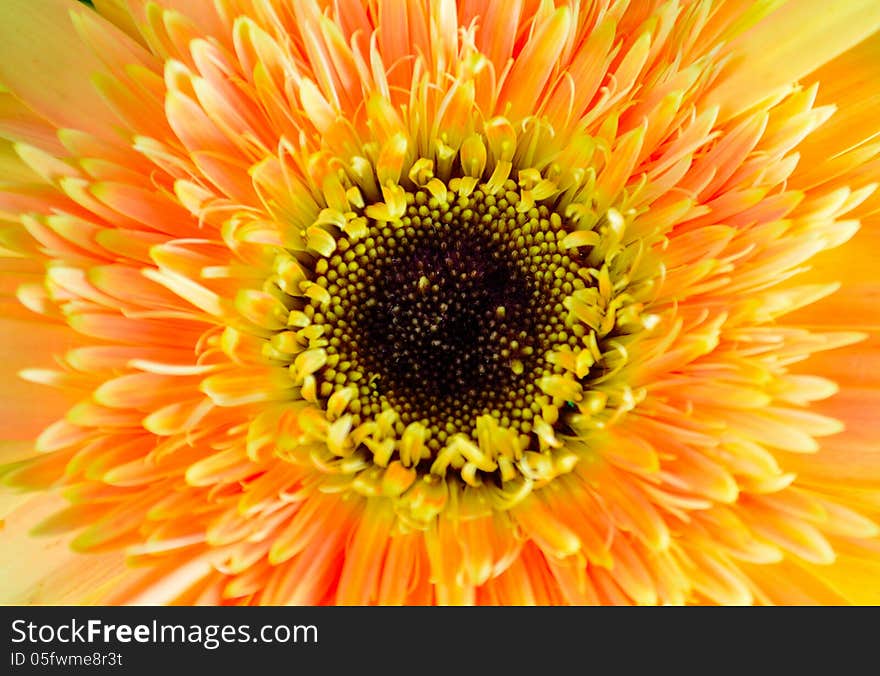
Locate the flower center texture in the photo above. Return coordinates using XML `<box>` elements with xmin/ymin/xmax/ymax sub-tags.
<box><xmin>316</xmin><ymin>185</ymin><xmax>584</xmax><ymax>450</ymax></box>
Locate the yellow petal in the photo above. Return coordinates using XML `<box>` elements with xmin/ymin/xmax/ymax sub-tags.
<box><xmin>706</xmin><ymin>0</ymin><xmax>880</xmax><ymax>119</ymax></box>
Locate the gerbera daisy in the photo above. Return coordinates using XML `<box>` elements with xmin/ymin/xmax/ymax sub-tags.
<box><xmin>1</xmin><ymin>0</ymin><xmax>879</xmax><ymax>605</ymax></box>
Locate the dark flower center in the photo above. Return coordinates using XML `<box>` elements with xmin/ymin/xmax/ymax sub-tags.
<box><xmin>312</xmin><ymin>185</ymin><xmax>585</xmax><ymax>450</ymax></box>
<box><xmin>358</xmin><ymin>220</ymin><xmax>535</xmax><ymax>412</ymax></box>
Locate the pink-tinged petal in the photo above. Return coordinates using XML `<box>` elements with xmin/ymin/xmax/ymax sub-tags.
<box><xmin>89</xmin><ymin>182</ymin><xmax>201</xmax><ymax>236</ymax></box>
<box><xmin>0</xmin><ymin>0</ymin><xmax>122</xmax><ymax>139</ymax></box>
<box><xmin>466</xmin><ymin>0</ymin><xmax>523</xmax><ymax>75</ymax></box>
<box><xmin>93</xmin><ymin>372</ymin><xmax>201</xmax><ymax>410</ymax></box>
<box><xmin>0</xmin><ymin>94</ymin><xmax>66</xmax><ymax>155</ymax></box>
<box><xmin>0</xmin><ymin>318</ymin><xmax>81</xmax><ymax>441</ymax></box>
<box><xmin>68</xmin><ymin>312</ymin><xmax>209</xmax><ymax>347</ymax></box>
<box><xmin>100</xmin><ymin>551</ymin><xmax>222</xmax><ymax>605</ymax></box>
<box><xmin>783</xmin><ymin>388</ymin><xmax>880</xmax><ymax>484</ymax></box>
<box><xmin>0</xmin><ymin>494</ymin><xmax>130</xmax><ymax>604</ymax></box>
<box><xmin>125</xmin><ymin>0</ymin><xmax>228</xmax><ymax>46</ymax></box>
<box><xmin>70</xmin><ymin>2</ymin><xmax>157</xmax><ymax>74</ymax></box>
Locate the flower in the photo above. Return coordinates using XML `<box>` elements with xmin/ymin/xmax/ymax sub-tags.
<box><xmin>0</xmin><ymin>0</ymin><xmax>879</xmax><ymax>606</ymax></box>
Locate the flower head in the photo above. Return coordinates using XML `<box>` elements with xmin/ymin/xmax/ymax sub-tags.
<box><xmin>1</xmin><ymin>0</ymin><xmax>879</xmax><ymax>605</ymax></box>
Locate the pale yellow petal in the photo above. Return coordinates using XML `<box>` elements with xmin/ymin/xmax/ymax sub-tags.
<box><xmin>705</xmin><ymin>0</ymin><xmax>880</xmax><ymax>119</ymax></box>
